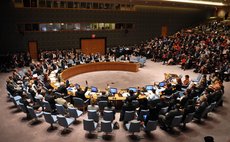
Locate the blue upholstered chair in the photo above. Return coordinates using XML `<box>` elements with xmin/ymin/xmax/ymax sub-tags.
<box><xmin>103</xmin><ymin>110</ymin><xmax>115</xmax><ymax>122</ymax></box>
<box><xmin>67</xmin><ymin>107</ymin><xmax>83</xmax><ymax>122</ymax></box>
<box><xmin>55</xmin><ymin>104</ymin><xmax>66</xmax><ymax>115</ymax></box>
<box><xmin>166</xmin><ymin>115</ymin><xmax>183</xmax><ymax>129</ymax></box>
<box><xmin>43</xmin><ymin>100</ymin><xmax>53</xmax><ymax>112</ymax></box>
<box><xmin>125</xmin><ymin>120</ymin><xmax>141</xmax><ymax>135</ymax></box>
<box><xmin>43</xmin><ymin>112</ymin><xmax>57</xmax><ymax>128</ymax></box>
<box><xmin>101</xmin><ymin>120</ymin><xmax>113</xmax><ymax>135</ymax></box>
<box><xmin>18</xmin><ymin>102</ymin><xmax>30</xmax><ymax>118</ymax></box>
<box><xmin>83</xmin><ymin>119</ymin><xmax>98</xmax><ymax>134</ymax></box>
<box><xmin>124</xmin><ymin>111</ymin><xmax>135</xmax><ymax>122</ymax></box>
<box><xmin>73</xmin><ymin>97</ymin><xmax>89</xmax><ymax>112</ymax></box>
<box><xmin>182</xmin><ymin>112</ymin><xmax>195</xmax><ymax>128</ymax></box>
<box><xmin>88</xmin><ymin>110</ymin><xmax>99</xmax><ymax>122</ymax></box>
<box><xmin>138</xmin><ymin>109</ymin><xmax>149</xmax><ymax>121</ymax></box>
<box><xmin>26</xmin><ymin>106</ymin><xmax>43</xmax><ymax>121</ymax></box>
<box><xmin>143</xmin><ymin>120</ymin><xmax>158</xmax><ymax>133</ymax></box>
<box><xmin>57</xmin><ymin>115</ymin><xmax>75</xmax><ymax>131</ymax></box>
<box><xmin>12</xmin><ymin>95</ymin><xmax>22</xmax><ymax>106</ymax></box>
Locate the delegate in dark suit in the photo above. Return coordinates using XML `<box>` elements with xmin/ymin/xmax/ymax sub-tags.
<box><xmin>75</xmin><ymin>87</ymin><xmax>88</xmax><ymax>101</ymax></box>
<box><xmin>119</xmin><ymin>99</ymin><xmax>136</xmax><ymax>121</ymax></box>
<box><xmin>56</xmin><ymin>84</ymin><xmax>67</xmax><ymax>95</ymax></box>
<box><xmin>159</xmin><ymin>104</ymin><xmax>183</xmax><ymax>128</ymax></box>
<box><xmin>45</xmin><ymin>93</ymin><xmax>56</xmax><ymax>111</ymax></box>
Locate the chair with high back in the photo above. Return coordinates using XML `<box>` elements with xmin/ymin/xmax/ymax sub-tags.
<box><xmin>202</xmin><ymin>104</ymin><xmax>212</xmax><ymax>118</ymax></box>
<box><xmin>57</xmin><ymin>115</ymin><xmax>75</xmax><ymax>131</ymax></box>
<box><xmin>12</xmin><ymin>95</ymin><xmax>22</xmax><ymax>106</ymax></box>
<box><xmin>143</xmin><ymin>120</ymin><xmax>158</xmax><ymax>133</ymax></box>
<box><xmin>18</xmin><ymin>102</ymin><xmax>27</xmax><ymax>113</ymax></box>
<box><xmin>88</xmin><ymin>110</ymin><xmax>99</xmax><ymax>122</ymax></box>
<box><xmin>101</xmin><ymin>120</ymin><xmax>113</xmax><ymax>135</ymax></box>
<box><xmin>43</xmin><ymin>100</ymin><xmax>53</xmax><ymax>112</ymax></box>
<box><xmin>192</xmin><ymin>74</ymin><xmax>203</xmax><ymax>82</ymax></box>
<box><xmin>194</xmin><ymin>105</ymin><xmax>211</xmax><ymax>121</ymax></box>
<box><xmin>83</xmin><ymin>119</ymin><xmax>98</xmax><ymax>134</ymax></box>
<box><xmin>215</xmin><ymin>96</ymin><xmax>223</xmax><ymax>108</ymax></box>
<box><xmin>43</xmin><ymin>112</ymin><xmax>57</xmax><ymax>128</ymax></box>
<box><xmin>27</xmin><ymin>92</ymin><xmax>35</xmax><ymax>103</ymax></box>
<box><xmin>139</xmin><ymin>57</ymin><xmax>146</xmax><ymax>67</ymax></box>
<box><xmin>7</xmin><ymin>91</ymin><xmax>13</xmax><ymax>101</ymax></box>
<box><xmin>166</xmin><ymin>115</ymin><xmax>183</xmax><ymax>129</ymax></box>
<box><xmin>130</xmin><ymin>56</ymin><xmax>140</xmax><ymax>63</ymax></box>
<box><xmin>26</xmin><ymin>106</ymin><xmax>43</xmax><ymax>121</ymax></box>
<box><xmin>67</xmin><ymin>107</ymin><xmax>83</xmax><ymax>122</ymax></box>
<box><xmin>182</xmin><ymin>112</ymin><xmax>195</xmax><ymax>128</ymax></box>
<box><xmin>18</xmin><ymin>102</ymin><xmax>30</xmax><ymax>118</ymax></box>
<box><xmin>159</xmin><ymin>107</ymin><xmax>168</xmax><ymax>115</ymax></box>
<box><xmin>138</xmin><ymin>109</ymin><xmax>149</xmax><ymax>121</ymax></box>
<box><xmin>125</xmin><ymin>120</ymin><xmax>141</xmax><ymax>135</ymax></box>
<box><xmin>35</xmin><ymin>96</ymin><xmax>44</xmax><ymax>111</ymax></box>
<box><xmin>98</xmin><ymin>101</ymin><xmax>108</xmax><ymax>114</ymax></box>
<box><xmin>209</xmin><ymin>102</ymin><xmax>217</xmax><ymax>112</ymax></box>
<box><xmin>132</xmin><ymin>100</ymin><xmax>139</xmax><ymax>108</ymax></box>
<box><xmin>124</xmin><ymin>111</ymin><xmax>135</xmax><ymax>122</ymax></box>
<box><xmin>73</xmin><ymin>97</ymin><xmax>89</xmax><ymax>112</ymax></box>
<box><xmin>103</xmin><ymin>110</ymin><xmax>115</xmax><ymax>122</ymax></box>
<box><xmin>55</xmin><ymin>104</ymin><xmax>66</xmax><ymax>115</ymax></box>
<box><xmin>136</xmin><ymin>56</ymin><xmax>141</xmax><ymax>62</ymax></box>
<box><xmin>54</xmin><ymin>92</ymin><xmax>63</xmax><ymax>98</ymax></box>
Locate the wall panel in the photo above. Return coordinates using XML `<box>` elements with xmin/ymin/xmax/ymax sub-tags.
<box><xmin>0</xmin><ymin>1</ymin><xmax>214</xmax><ymax>53</ymax></box>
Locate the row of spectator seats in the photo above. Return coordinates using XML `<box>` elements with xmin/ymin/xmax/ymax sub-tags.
<box><xmin>7</xmin><ymin>91</ymin><xmax>83</xmax><ymax>132</ymax></box>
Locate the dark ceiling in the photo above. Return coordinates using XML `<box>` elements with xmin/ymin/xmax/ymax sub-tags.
<box><xmin>69</xmin><ymin>0</ymin><xmax>230</xmax><ymax>8</ymax></box>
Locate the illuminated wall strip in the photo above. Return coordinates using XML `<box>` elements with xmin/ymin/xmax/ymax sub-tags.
<box><xmin>162</xmin><ymin>0</ymin><xmax>226</xmax><ymax>6</ymax></box>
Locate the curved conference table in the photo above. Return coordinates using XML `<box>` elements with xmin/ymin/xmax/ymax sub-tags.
<box><xmin>57</xmin><ymin>62</ymin><xmax>140</xmax><ymax>109</ymax></box>
<box><xmin>60</xmin><ymin>62</ymin><xmax>140</xmax><ymax>80</ymax></box>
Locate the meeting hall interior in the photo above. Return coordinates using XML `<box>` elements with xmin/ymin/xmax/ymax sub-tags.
<box><xmin>0</xmin><ymin>0</ymin><xmax>230</xmax><ymax>142</ymax></box>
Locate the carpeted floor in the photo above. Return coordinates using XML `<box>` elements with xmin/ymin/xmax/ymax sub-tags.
<box><xmin>0</xmin><ymin>60</ymin><xmax>229</xmax><ymax>142</ymax></box>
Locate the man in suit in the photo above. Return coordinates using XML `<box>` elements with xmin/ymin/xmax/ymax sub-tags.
<box><xmin>119</xmin><ymin>97</ymin><xmax>136</xmax><ymax>122</ymax></box>
<box><xmin>158</xmin><ymin>103</ymin><xmax>183</xmax><ymax>129</ymax></box>
<box><xmin>97</xmin><ymin>91</ymin><xmax>108</xmax><ymax>102</ymax></box>
<box><xmin>143</xmin><ymin>104</ymin><xmax>160</xmax><ymax>125</ymax></box>
<box><xmin>28</xmin><ymin>84</ymin><xmax>37</xmax><ymax>103</ymax></box>
<box><xmin>56</xmin><ymin>82</ymin><xmax>67</xmax><ymax>95</ymax></box>
<box><xmin>125</xmin><ymin>89</ymin><xmax>140</xmax><ymax>102</ymax></box>
<box><xmin>44</xmin><ymin>79</ymin><xmax>54</xmax><ymax>90</ymax></box>
<box><xmin>180</xmin><ymin>89</ymin><xmax>191</xmax><ymax>108</ymax></box>
<box><xmin>75</xmin><ymin>81</ymin><xmax>88</xmax><ymax>101</ymax></box>
<box><xmin>45</xmin><ymin>90</ymin><xmax>56</xmax><ymax>112</ymax></box>
<box><xmin>75</xmin><ymin>87</ymin><xmax>88</xmax><ymax>101</ymax></box>
<box><xmin>162</xmin><ymin>83</ymin><xmax>173</xmax><ymax>96</ymax></box>
<box><xmin>19</xmin><ymin>92</ymin><xmax>31</xmax><ymax>118</ymax></box>
<box><xmin>182</xmin><ymin>99</ymin><xmax>196</xmax><ymax>122</ymax></box>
